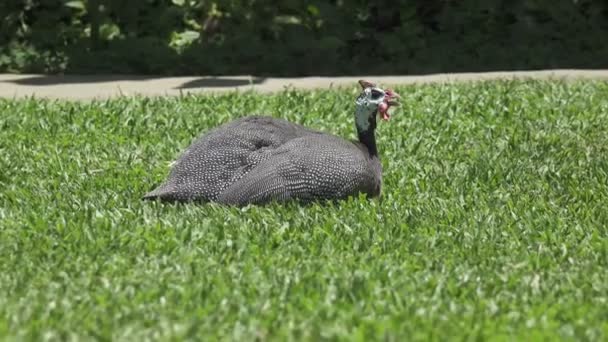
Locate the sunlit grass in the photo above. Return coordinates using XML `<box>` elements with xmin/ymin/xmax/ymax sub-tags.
<box><xmin>1</xmin><ymin>80</ymin><xmax>607</xmax><ymax>340</ymax></box>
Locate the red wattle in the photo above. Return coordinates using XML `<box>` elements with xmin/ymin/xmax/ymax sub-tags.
<box><xmin>379</xmin><ymin>102</ymin><xmax>388</xmax><ymax>112</ymax></box>
<box><xmin>378</xmin><ymin>102</ymin><xmax>390</xmax><ymax>120</ymax></box>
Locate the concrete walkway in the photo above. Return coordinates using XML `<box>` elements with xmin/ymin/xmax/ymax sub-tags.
<box><xmin>1</xmin><ymin>69</ymin><xmax>607</xmax><ymax>100</ymax></box>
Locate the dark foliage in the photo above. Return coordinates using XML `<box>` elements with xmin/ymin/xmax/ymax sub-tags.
<box><xmin>1</xmin><ymin>0</ymin><xmax>607</xmax><ymax>75</ymax></box>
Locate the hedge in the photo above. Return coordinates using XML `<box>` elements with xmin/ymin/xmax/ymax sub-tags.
<box><xmin>1</xmin><ymin>0</ymin><xmax>607</xmax><ymax>75</ymax></box>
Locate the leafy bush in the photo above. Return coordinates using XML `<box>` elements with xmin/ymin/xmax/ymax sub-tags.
<box><xmin>1</xmin><ymin>0</ymin><xmax>607</xmax><ymax>75</ymax></box>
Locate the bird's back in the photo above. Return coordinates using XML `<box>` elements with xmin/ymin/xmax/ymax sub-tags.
<box><xmin>143</xmin><ymin>115</ymin><xmax>319</xmax><ymax>202</ymax></box>
<box><xmin>216</xmin><ymin>133</ymin><xmax>382</xmax><ymax>206</ymax></box>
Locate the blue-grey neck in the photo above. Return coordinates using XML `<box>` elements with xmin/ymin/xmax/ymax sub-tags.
<box><xmin>355</xmin><ymin>105</ymin><xmax>378</xmax><ymax>157</ymax></box>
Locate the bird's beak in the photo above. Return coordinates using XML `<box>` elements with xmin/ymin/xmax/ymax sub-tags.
<box><xmin>385</xmin><ymin>89</ymin><xmax>401</xmax><ymax>107</ymax></box>
<box><xmin>379</xmin><ymin>89</ymin><xmax>401</xmax><ymax>121</ymax></box>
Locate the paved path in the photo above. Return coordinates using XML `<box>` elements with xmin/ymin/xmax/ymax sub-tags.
<box><xmin>1</xmin><ymin>69</ymin><xmax>607</xmax><ymax>100</ymax></box>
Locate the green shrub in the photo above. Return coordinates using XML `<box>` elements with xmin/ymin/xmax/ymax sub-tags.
<box><xmin>0</xmin><ymin>0</ymin><xmax>607</xmax><ymax>75</ymax></box>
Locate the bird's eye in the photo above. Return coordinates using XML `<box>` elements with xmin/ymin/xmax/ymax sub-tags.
<box><xmin>371</xmin><ymin>89</ymin><xmax>383</xmax><ymax>100</ymax></box>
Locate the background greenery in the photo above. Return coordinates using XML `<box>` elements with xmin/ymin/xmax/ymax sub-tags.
<box><xmin>1</xmin><ymin>80</ymin><xmax>607</xmax><ymax>339</ymax></box>
<box><xmin>1</xmin><ymin>0</ymin><xmax>607</xmax><ymax>75</ymax></box>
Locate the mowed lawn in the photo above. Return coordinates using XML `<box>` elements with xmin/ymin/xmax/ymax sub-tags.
<box><xmin>1</xmin><ymin>80</ymin><xmax>607</xmax><ymax>340</ymax></box>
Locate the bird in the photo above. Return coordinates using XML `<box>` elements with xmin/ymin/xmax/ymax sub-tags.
<box><xmin>143</xmin><ymin>80</ymin><xmax>400</xmax><ymax>206</ymax></box>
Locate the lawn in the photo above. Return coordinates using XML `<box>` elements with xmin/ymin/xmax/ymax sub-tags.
<box><xmin>1</xmin><ymin>80</ymin><xmax>607</xmax><ymax>340</ymax></box>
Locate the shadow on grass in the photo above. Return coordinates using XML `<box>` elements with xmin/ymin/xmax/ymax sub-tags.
<box><xmin>176</xmin><ymin>77</ymin><xmax>265</xmax><ymax>89</ymax></box>
<box><xmin>2</xmin><ymin>75</ymin><xmax>159</xmax><ymax>86</ymax></box>
<box><xmin>1</xmin><ymin>75</ymin><xmax>267</xmax><ymax>89</ymax></box>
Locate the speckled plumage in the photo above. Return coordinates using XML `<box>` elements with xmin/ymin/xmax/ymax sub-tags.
<box><xmin>143</xmin><ymin>81</ymin><xmax>397</xmax><ymax>206</ymax></box>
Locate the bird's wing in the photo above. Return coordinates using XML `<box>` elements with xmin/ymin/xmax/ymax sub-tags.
<box><xmin>216</xmin><ymin>137</ymin><xmax>376</xmax><ymax>206</ymax></box>
<box><xmin>143</xmin><ymin>116</ymin><xmax>317</xmax><ymax>202</ymax></box>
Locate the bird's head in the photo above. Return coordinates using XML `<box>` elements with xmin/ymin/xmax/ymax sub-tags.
<box><xmin>355</xmin><ymin>80</ymin><xmax>400</xmax><ymax>131</ymax></box>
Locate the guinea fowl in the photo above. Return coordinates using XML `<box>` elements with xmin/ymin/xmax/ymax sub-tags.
<box><xmin>143</xmin><ymin>80</ymin><xmax>400</xmax><ymax>206</ymax></box>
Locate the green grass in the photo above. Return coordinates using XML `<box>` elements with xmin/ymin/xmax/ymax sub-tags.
<box><xmin>1</xmin><ymin>80</ymin><xmax>608</xmax><ymax>341</ymax></box>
